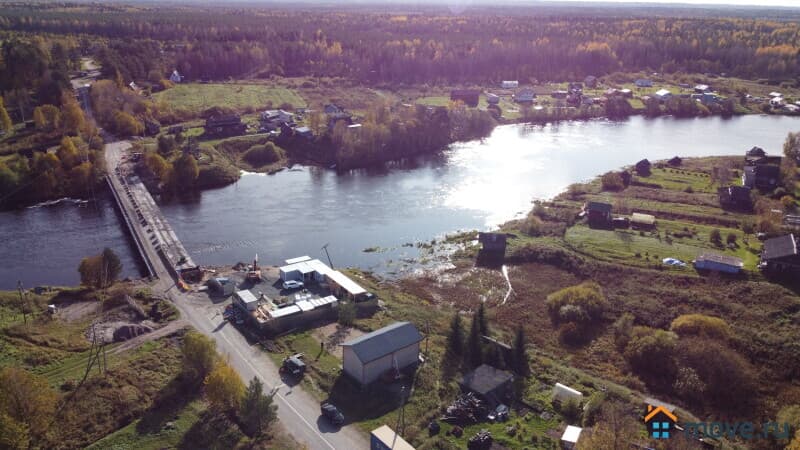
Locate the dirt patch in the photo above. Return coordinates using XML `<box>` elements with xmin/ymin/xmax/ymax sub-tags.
<box><xmin>311</xmin><ymin>323</ymin><xmax>364</xmax><ymax>358</ymax></box>
<box><xmin>56</xmin><ymin>301</ymin><xmax>101</xmax><ymax>323</ymax></box>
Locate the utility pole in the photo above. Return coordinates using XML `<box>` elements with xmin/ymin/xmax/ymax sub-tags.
<box><xmin>17</xmin><ymin>281</ymin><xmax>27</xmax><ymax>325</ymax></box>
<box><xmin>321</xmin><ymin>243</ymin><xmax>334</xmax><ymax>269</ymax></box>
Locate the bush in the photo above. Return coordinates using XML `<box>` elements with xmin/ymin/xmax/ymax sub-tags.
<box><xmin>338</xmin><ymin>302</ymin><xmax>356</xmax><ymax>326</ymax></box>
<box><xmin>726</xmin><ymin>232</ymin><xmax>737</xmax><ymax>245</ymax></box>
<box><xmin>623</xmin><ymin>326</ymin><xmax>677</xmax><ymax>383</ymax></box>
<box><xmin>601</xmin><ymin>172</ymin><xmax>625</xmax><ymax>192</ymax></box>
<box><xmin>112</xmin><ymin>111</ymin><xmax>144</xmax><ymax>136</ymax></box>
<box><xmin>522</xmin><ymin>213</ymin><xmax>544</xmax><ymax>236</ymax></box>
<box><xmin>243</xmin><ymin>142</ymin><xmax>283</xmax><ymax>167</ymax></box>
<box><xmin>670</xmin><ymin>314</ymin><xmax>731</xmax><ymax>341</ymax></box>
<box><xmin>709</xmin><ymin>228</ymin><xmax>722</xmax><ymax>246</ymax></box>
<box><xmin>546</xmin><ymin>281</ymin><xmax>607</xmax><ymax>324</ymax></box>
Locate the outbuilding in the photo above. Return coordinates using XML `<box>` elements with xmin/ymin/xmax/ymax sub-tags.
<box><xmin>370</xmin><ymin>425</ymin><xmax>416</xmax><ymax>450</ymax></box>
<box><xmin>552</xmin><ymin>383</ymin><xmax>583</xmax><ymax>405</ymax></box>
<box><xmin>761</xmin><ymin>234</ymin><xmax>800</xmax><ymax>273</ymax></box>
<box><xmin>631</xmin><ymin>213</ymin><xmax>656</xmax><ymax>230</ymax></box>
<box><xmin>693</xmin><ymin>253</ymin><xmax>743</xmax><ymax>274</ymax></box>
<box><xmin>460</xmin><ymin>364</ymin><xmax>514</xmax><ymax>407</ymax></box>
<box><xmin>585</xmin><ymin>201</ymin><xmax>612</xmax><ymax>228</ymax></box>
<box><xmin>341</xmin><ymin>322</ymin><xmax>423</xmax><ymax>385</ymax></box>
<box><xmin>501</xmin><ymin>80</ymin><xmax>519</xmax><ymax>89</ymax></box>
<box><xmin>561</xmin><ymin>425</ymin><xmax>583</xmax><ymax>450</ymax></box>
<box><xmin>233</xmin><ymin>290</ymin><xmax>260</xmax><ymax>312</ymax></box>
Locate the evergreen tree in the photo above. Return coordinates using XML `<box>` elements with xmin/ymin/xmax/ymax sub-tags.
<box><xmin>512</xmin><ymin>325</ymin><xmax>529</xmax><ymax>376</ymax></box>
<box><xmin>465</xmin><ymin>313</ymin><xmax>483</xmax><ymax>368</ymax></box>
<box><xmin>444</xmin><ymin>313</ymin><xmax>464</xmax><ymax>359</ymax></box>
<box><xmin>476</xmin><ymin>302</ymin><xmax>489</xmax><ymax>336</ymax></box>
<box><xmin>240</xmin><ymin>377</ymin><xmax>277</xmax><ymax>436</ymax></box>
<box><xmin>0</xmin><ymin>97</ymin><xmax>12</xmax><ymax>134</ymax></box>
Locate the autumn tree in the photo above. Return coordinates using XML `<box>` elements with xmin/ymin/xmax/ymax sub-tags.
<box><xmin>182</xmin><ymin>331</ymin><xmax>218</xmax><ymax>382</ymax></box>
<box><xmin>144</xmin><ymin>151</ymin><xmax>172</xmax><ymax>184</ymax></box>
<box><xmin>57</xmin><ymin>136</ymin><xmax>80</xmax><ymax>169</ymax></box>
<box><xmin>577</xmin><ymin>402</ymin><xmax>640</xmax><ymax>450</ymax></box>
<box><xmin>60</xmin><ymin>92</ymin><xmax>85</xmax><ymax>136</ymax></box>
<box><xmin>240</xmin><ymin>377</ymin><xmax>277</xmax><ymax>436</ymax></box>
<box><xmin>33</xmin><ymin>104</ymin><xmax>61</xmax><ymax>131</ymax></box>
<box><xmin>78</xmin><ymin>247</ymin><xmax>122</xmax><ymax>289</ymax></box>
<box><xmin>205</xmin><ymin>361</ymin><xmax>245</xmax><ymax>412</ymax></box>
<box><xmin>0</xmin><ymin>367</ymin><xmax>58</xmax><ymax>449</ymax></box>
<box><xmin>0</xmin><ymin>96</ymin><xmax>12</xmax><ymax>134</ymax></box>
<box><xmin>112</xmin><ymin>110</ymin><xmax>144</xmax><ymax>136</ymax></box>
<box><xmin>172</xmin><ymin>153</ymin><xmax>199</xmax><ymax>187</ymax></box>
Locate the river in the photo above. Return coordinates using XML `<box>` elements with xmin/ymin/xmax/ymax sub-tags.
<box><xmin>2</xmin><ymin>114</ymin><xmax>799</xmax><ymax>288</ymax></box>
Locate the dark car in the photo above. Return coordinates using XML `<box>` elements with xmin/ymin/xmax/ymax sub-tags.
<box><xmin>280</xmin><ymin>355</ymin><xmax>306</xmax><ymax>377</ymax></box>
<box><xmin>320</xmin><ymin>402</ymin><xmax>344</xmax><ymax>426</ymax></box>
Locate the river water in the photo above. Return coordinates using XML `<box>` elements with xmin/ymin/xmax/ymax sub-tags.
<box><xmin>2</xmin><ymin>115</ymin><xmax>799</xmax><ymax>287</ymax></box>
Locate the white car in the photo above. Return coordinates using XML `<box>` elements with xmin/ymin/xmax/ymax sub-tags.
<box><xmin>282</xmin><ymin>280</ymin><xmax>304</xmax><ymax>290</ymax></box>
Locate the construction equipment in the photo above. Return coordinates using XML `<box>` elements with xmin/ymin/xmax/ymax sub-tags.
<box><xmin>247</xmin><ymin>254</ymin><xmax>262</xmax><ymax>282</ymax></box>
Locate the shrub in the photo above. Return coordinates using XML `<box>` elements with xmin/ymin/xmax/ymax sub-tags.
<box><xmin>546</xmin><ymin>281</ymin><xmax>607</xmax><ymax>324</ymax></box>
<box><xmin>782</xmin><ymin>195</ymin><xmax>796</xmax><ymax>211</ymax></box>
<box><xmin>243</xmin><ymin>142</ymin><xmax>283</xmax><ymax>167</ymax></box>
<box><xmin>670</xmin><ymin>314</ymin><xmax>731</xmax><ymax>341</ymax></box>
<box><xmin>112</xmin><ymin>111</ymin><xmax>144</xmax><ymax>136</ymax></box>
<box><xmin>601</xmin><ymin>172</ymin><xmax>625</xmax><ymax>192</ymax></box>
<box><xmin>623</xmin><ymin>326</ymin><xmax>677</xmax><ymax>382</ymax></box>
<box><xmin>709</xmin><ymin>228</ymin><xmax>722</xmax><ymax>246</ymax></box>
<box><xmin>522</xmin><ymin>213</ymin><xmax>544</xmax><ymax>236</ymax></box>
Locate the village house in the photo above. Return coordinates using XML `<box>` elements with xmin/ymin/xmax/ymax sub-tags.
<box><xmin>552</xmin><ymin>383</ymin><xmax>583</xmax><ymax>405</ymax></box>
<box><xmin>515</xmin><ymin>88</ymin><xmax>536</xmax><ymax>103</ymax></box>
<box><xmin>585</xmin><ymin>201</ymin><xmax>612</xmax><ymax>228</ymax></box>
<box><xmin>619</xmin><ymin>88</ymin><xmax>633</xmax><ymax>98</ymax></box>
<box><xmin>204</xmin><ymin>114</ymin><xmax>247</xmax><ymax>137</ymax></box>
<box><xmin>260</xmin><ymin>109</ymin><xmax>294</xmax><ymax>130</ymax></box>
<box><xmin>760</xmin><ymin>234</ymin><xmax>800</xmax><ymax>273</ymax></box>
<box><xmin>371</xmin><ymin>425</ymin><xmax>415</xmax><ymax>450</ymax></box>
<box><xmin>584</xmin><ymin>75</ymin><xmax>598</xmax><ymax>88</ymax></box>
<box><xmin>450</xmin><ymin>89</ymin><xmax>480</xmax><ymax>107</ymax></box>
<box><xmin>341</xmin><ymin>322</ymin><xmax>423</xmax><ymax>385</ymax></box>
<box><xmin>743</xmin><ymin>164</ymin><xmax>781</xmax><ymax>191</ymax></box>
<box><xmin>294</xmin><ymin>126</ymin><xmax>313</xmax><ymax>140</ymax></box>
<box><xmin>635</xmin><ymin>79</ymin><xmax>653</xmax><ymax>88</ymax></box>
<box><xmin>718</xmin><ymin>185</ymin><xmax>753</xmax><ymax>210</ymax></box>
<box><xmin>501</xmin><ymin>80</ymin><xmax>519</xmax><ymax>89</ymax></box>
<box><xmin>169</xmin><ymin>70</ymin><xmax>182</xmax><ymax>83</ymax></box>
<box><xmin>551</xmin><ymin>90</ymin><xmax>568</xmax><ymax>99</ymax></box>
<box><xmin>693</xmin><ymin>253</ymin><xmax>744</xmax><ymax>274</ymax></box>
<box><xmin>694</xmin><ymin>84</ymin><xmax>711</xmax><ymax>93</ymax></box>
<box><xmin>654</xmin><ymin>89</ymin><xmax>672</xmax><ymax>101</ymax></box>
<box><xmin>486</xmin><ymin>93</ymin><xmax>500</xmax><ymax>105</ymax></box>
<box><xmin>478</xmin><ymin>232</ymin><xmax>507</xmax><ymax>255</ymax></box>
<box><xmin>459</xmin><ymin>364</ymin><xmax>514</xmax><ymax>407</ymax></box>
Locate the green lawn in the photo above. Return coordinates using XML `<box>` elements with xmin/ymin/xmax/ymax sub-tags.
<box><xmin>154</xmin><ymin>83</ymin><xmax>306</xmax><ymax>115</ymax></box>
<box><xmin>642</xmin><ymin>167</ymin><xmax>717</xmax><ymax>194</ymax></box>
<box><xmin>565</xmin><ymin>221</ymin><xmax>761</xmax><ymax>270</ymax></box>
<box><xmin>85</xmin><ymin>400</ymin><xmax>207</xmax><ymax>450</ymax></box>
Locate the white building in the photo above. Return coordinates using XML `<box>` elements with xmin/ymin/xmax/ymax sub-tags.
<box><xmin>279</xmin><ymin>256</ymin><xmax>368</xmax><ymax>301</ymax></box>
<box><xmin>552</xmin><ymin>382</ymin><xmax>584</xmax><ymax>404</ymax></box>
<box><xmin>370</xmin><ymin>425</ymin><xmax>416</xmax><ymax>450</ymax></box>
<box><xmin>654</xmin><ymin>89</ymin><xmax>672</xmax><ymax>101</ymax></box>
<box><xmin>341</xmin><ymin>322</ymin><xmax>422</xmax><ymax>385</ymax></box>
<box><xmin>501</xmin><ymin>80</ymin><xmax>519</xmax><ymax>89</ymax></box>
<box><xmin>169</xmin><ymin>70</ymin><xmax>182</xmax><ymax>83</ymax></box>
<box><xmin>233</xmin><ymin>290</ymin><xmax>259</xmax><ymax>312</ymax></box>
<box><xmin>561</xmin><ymin>425</ymin><xmax>583</xmax><ymax>449</ymax></box>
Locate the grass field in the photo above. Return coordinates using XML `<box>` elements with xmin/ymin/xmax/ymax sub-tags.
<box><xmin>154</xmin><ymin>83</ymin><xmax>306</xmax><ymax>115</ymax></box>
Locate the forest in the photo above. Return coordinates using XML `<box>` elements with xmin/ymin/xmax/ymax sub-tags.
<box><xmin>1</xmin><ymin>3</ymin><xmax>800</xmax><ymax>85</ymax></box>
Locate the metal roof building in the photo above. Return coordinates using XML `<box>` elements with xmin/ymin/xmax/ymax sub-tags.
<box><xmin>341</xmin><ymin>322</ymin><xmax>423</xmax><ymax>385</ymax></box>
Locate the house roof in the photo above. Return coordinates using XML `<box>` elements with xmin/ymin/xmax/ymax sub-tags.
<box><xmin>747</xmin><ymin>146</ymin><xmax>766</xmax><ymax>157</ymax></box>
<box><xmin>478</xmin><ymin>232</ymin><xmax>507</xmax><ymax>245</ymax></box>
<box><xmin>371</xmin><ymin>425</ymin><xmax>415</xmax><ymax>450</ymax></box>
<box><xmin>342</xmin><ymin>322</ymin><xmax>423</xmax><ymax>364</ymax></box>
<box><xmin>327</xmin><ymin>270</ymin><xmax>366</xmax><ymax>296</ymax></box>
<box><xmin>561</xmin><ymin>425</ymin><xmax>583</xmax><ymax>444</ymax></box>
<box><xmin>587</xmin><ymin>201</ymin><xmax>612</xmax><ymax>213</ymax></box>
<box><xmin>235</xmin><ymin>290</ymin><xmax>258</xmax><ymax>305</ymax></box>
<box><xmin>655</xmin><ymin>89</ymin><xmax>672</xmax><ymax>97</ymax></box>
<box><xmin>644</xmin><ymin>405</ymin><xmax>677</xmax><ymax>423</ymax></box>
<box><xmin>762</xmin><ymin>234</ymin><xmax>798</xmax><ymax>260</ymax></box>
<box><xmin>696</xmin><ymin>253</ymin><xmax>743</xmax><ymax>268</ymax></box>
<box><xmin>636</xmin><ymin>159</ymin><xmax>651</xmax><ymax>167</ymax></box>
<box><xmin>460</xmin><ymin>364</ymin><xmax>514</xmax><ymax>396</ymax></box>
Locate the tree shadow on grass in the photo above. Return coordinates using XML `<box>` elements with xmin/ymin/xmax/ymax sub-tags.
<box><xmin>178</xmin><ymin>409</ymin><xmax>243</xmax><ymax>450</ymax></box>
<box><xmin>135</xmin><ymin>374</ymin><xmax>196</xmax><ymax>434</ymax></box>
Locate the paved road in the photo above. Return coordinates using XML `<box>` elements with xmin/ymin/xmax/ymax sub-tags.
<box><xmin>103</xmin><ymin>142</ymin><xmax>368</xmax><ymax>450</ymax></box>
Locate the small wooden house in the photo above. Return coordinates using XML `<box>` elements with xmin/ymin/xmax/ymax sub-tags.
<box><xmin>450</xmin><ymin>89</ymin><xmax>480</xmax><ymax>107</ymax></box>
<box><xmin>761</xmin><ymin>234</ymin><xmax>800</xmax><ymax>273</ymax></box>
<box><xmin>635</xmin><ymin>159</ymin><xmax>652</xmax><ymax>176</ymax></box>
<box><xmin>478</xmin><ymin>232</ymin><xmax>507</xmax><ymax>254</ymax></box>
<box><xmin>585</xmin><ymin>202</ymin><xmax>612</xmax><ymax>228</ymax></box>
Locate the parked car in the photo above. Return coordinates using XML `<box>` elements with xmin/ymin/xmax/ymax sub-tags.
<box><xmin>280</xmin><ymin>354</ymin><xmax>306</xmax><ymax>377</ymax></box>
<box><xmin>282</xmin><ymin>280</ymin><xmax>304</xmax><ymax>290</ymax></box>
<box><xmin>320</xmin><ymin>402</ymin><xmax>344</xmax><ymax>426</ymax></box>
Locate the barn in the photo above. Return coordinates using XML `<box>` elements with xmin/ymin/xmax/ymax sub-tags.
<box><xmin>341</xmin><ymin>322</ymin><xmax>423</xmax><ymax>385</ymax></box>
